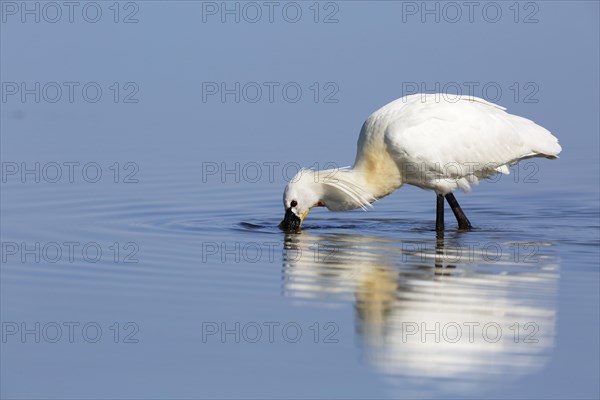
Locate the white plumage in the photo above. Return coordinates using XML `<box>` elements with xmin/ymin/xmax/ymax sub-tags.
<box><xmin>279</xmin><ymin>94</ymin><xmax>561</xmax><ymax>231</ymax></box>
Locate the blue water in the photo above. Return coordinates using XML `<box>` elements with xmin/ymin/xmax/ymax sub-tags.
<box><xmin>1</xmin><ymin>2</ymin><xmax>599</xmax><ymax>399</ymax></box>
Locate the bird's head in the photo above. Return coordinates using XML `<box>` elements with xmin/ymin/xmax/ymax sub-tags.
<box><xmin>279</xmin><ymin>170</ymin><xmax>325</xmax><ymax>233</ymax></box>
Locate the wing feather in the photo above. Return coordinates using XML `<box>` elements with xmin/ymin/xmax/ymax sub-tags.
<box><xmin>380</xmin><ymin>95</ymin><xmax>561</xmax><ymax>193</ymax></box>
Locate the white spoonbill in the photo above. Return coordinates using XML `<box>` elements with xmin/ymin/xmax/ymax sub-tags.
<box><xmin>279</xmin><ymin>94</ymin><xmax>561</xmax><ymax>232</ymax></box>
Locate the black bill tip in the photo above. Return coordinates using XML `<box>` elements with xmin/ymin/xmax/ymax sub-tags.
<box><xmin>279</xmin><ymin>208</ymin><xmax>302</xmax><ymax>233</ymax></box>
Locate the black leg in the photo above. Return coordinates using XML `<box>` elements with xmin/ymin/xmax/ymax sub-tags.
<box><xmin>436</xmin><ymin>194</ymin><xmax>444</xmax><ymax>232</ymax></box>
<box><xmin>445</xmin><ymin>193</ymin><xmax>472</xmax><ymax>230</ymax></box>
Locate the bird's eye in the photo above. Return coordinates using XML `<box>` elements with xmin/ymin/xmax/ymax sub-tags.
<box><xmin>290</xmin><ymin>200</ymin><xmax>298</xmax><ymax>208</ymax></box>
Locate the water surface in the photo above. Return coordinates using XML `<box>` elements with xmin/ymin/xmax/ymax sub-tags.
<box><xmin>1</xmin><ymin>1</ymin><xmax>599</xmax><ymax>399</ymax></box>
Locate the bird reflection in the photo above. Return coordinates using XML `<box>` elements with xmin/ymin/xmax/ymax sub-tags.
<box><xmin>281</xmin><ymin>229</ymin><xmax>558</xmax><ymax>396</ymax></box>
